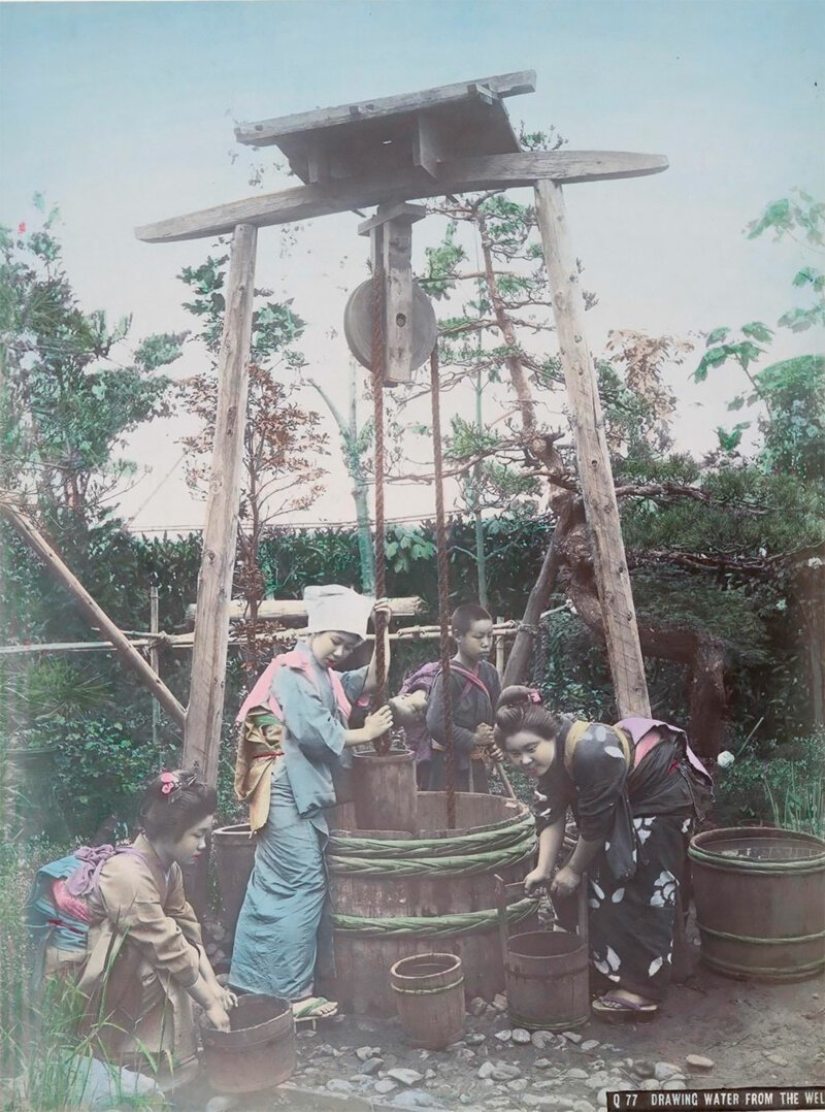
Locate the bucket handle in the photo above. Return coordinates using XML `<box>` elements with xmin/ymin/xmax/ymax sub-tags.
<box><xmin>494</xmin><ymin>873</ymin><xmax>589</xmax><ymax>959</ymax></box>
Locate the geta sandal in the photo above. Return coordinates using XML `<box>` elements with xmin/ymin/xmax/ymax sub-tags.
<box><xmin>292</xmin><ymin>995</ymin><xmax>339</xmax><ymax>1023</ymax></box>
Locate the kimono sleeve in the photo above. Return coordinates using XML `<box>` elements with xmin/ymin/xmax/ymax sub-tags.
<box><xmin>164</xmin><ymin>864</ymin><xmax>204</xmax><ymax>950</ymax></box>
<box><xmin>533</xmin><ymin>769</ymin><xmax>569</xmax><ymax>836</ymax></box>
<box><xmin>97</xmin><ymin>859</ymin><xmax>201</xmax><ymax>988</ymax></box>
<box><xmin>570</xmin><ymin>725</ymin><xmax>629</xmax><ymax>843</ymax></box>
<box><xmin>426</xmin><ymin>671</ymin><xmax>477</xmax><ymax>754</ymax></box>
<box><xmin>340</xmin><ymin>664</ymin><xmax>369</xmax><ymax>705</ymax></box>
<box><xmin>273</xmin><ymin>665</ymin><xmax>346</xmax><ymax>759</ymax></box>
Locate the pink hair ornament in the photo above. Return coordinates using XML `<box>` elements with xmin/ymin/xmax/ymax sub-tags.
<box><xmin>528</xmin><ymin>689</ymin><xmax>542</xmax><ymax>704</ymax></box>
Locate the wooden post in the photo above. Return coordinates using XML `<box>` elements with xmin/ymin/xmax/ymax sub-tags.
<box><xmin>534</xmin><ymin>179</ymin><xmax>650</xmax><ymax>718</ymax></box>
<box><xmin>183</xmin><ymin>223</ymin><xmax>258</xmax><ymax>786</ymax></box>
<box><xmin>150</xmin><ymin>586</ymin><xmax>160</xmax><ymax>750</ymax></box>
<box><xmin>0</xmin><ymin>500</ymin><xmax>185</xmax><ymax>726</ymax></box>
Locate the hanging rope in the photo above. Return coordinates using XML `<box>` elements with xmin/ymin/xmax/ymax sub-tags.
<box><xmin>370</xmin><ymin>261</ymin><xmax>390</xmax><ymax>755</ymax></box>
<box><xmin>430</xmin><ymin>347</ymin><xmax>458</xmax><ymax>827</ymax></box>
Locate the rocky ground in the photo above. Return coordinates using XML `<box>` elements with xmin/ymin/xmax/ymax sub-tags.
<box><xmin>181</xmin><ymin>938</ymin><xmax>825</xmax><ymax>1112</ymax></box>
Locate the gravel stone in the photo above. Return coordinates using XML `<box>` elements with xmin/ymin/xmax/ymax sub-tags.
<box><xmin>580</xmin><ymin>1040</ymin><xmax>600</xmax><ymax>1052</ymax></box>
<box><xmin>562</xmin><ymin>1031</ymin><xmax>583</xmax><ymax>1044</ymax></box>
<box><xmin>531</xmin><ymin>1031</ymin><xmax>557</xmax><ymax>1050</ymax></box>
<box><xmin>393</xmin><ymin>1091</ymin><xmax>438</xmax><ymax>1108</ymax></box>
<box><xmin>507</xmin><ymin>1079</ymin><xmax>529</xmax><ymax>1092</ymax></box>
<box><xmin>493</xmin><ymin>994</ymin><xmax>508</xmax><ymax>1012</ymax></box>
<box><xmin>356</xmin><ymin>1045</ymin><xmax>380</xmax><ymax>1061</ymax></box>
<box><xmin>573</xmin><ymin>1102</ymin><xmax>597</xmax><ymax>1112</ymax></box>
<box><xmin>764</xmin><ymin>1052</ymin><xmax>789</xmax><ymax>1067</ymax></box>
<box><xmin>654</xmin><ymin>1062</ymin><xmax>682</xmax><ymax>1081</ymax></box>
<box><xmin>469</xmin><ymin>997</ymin><xmax>487</xmax><ymax>1017</ymax></box>
<box><xmin>491</xmin><ymin>1065</ymin><xmax>522</xmax><ymax>1082</ymax></box>
<box><xmin>477</xmin><ymin>1061</ymin><xmax>496</xmax><ymax>1080</ymax></box>
<box><xmin>640</xmin><ymin>1079</ymin><xmax>660</xmax><ymax>1091</ymax></box>
<box><xmin>631</xmin><ymin>1061</ymin><xmax>655</xmax><ymax>1079</ymax></box>
<box><xmin>465</xmin><ymin>1034</ymin><xmax>486</xmax><ymax>1046</ymax></box>
<box><xmin>685</xmin><ymin>1055</ymin><xmax>715</xmax><ymax>1072</ymax></box>
<box><xmin>360</xmin><ymin>1058</ymin><xmax>384</xmax><ymax>1076</ymax></box>
<box><xmin>511</xmin><ymin>1028</ymin><xmax>532</xmax><ymax>1045</ymax></box>
<box><xmin>455</xmin><ymin>1048</ymin><xmax>477</xmax><ymax>1064</ymax></box>
<box><xmin>326</xmin><ymin>1079</ymin><xmax>355</xmax><ymax>1093</ymax></box>
<box><xmin>494</xmin><ymin>1029</ymin><xmax>513</xmax><ymax>1043</ymax></box>
<box><xmin>388</xmin><ymin>1068</ymin><xmax>424</xmax><ymax>1086</ymax></box>
<box><xmin>534</xmin><ymin>1059</ymin><xmax>553</xmax><ymax>1071</ymax></box>
<box><xmin>375</xmin><ymin>1079</ymin><xmax>399</xmax><ymax>1094</ymax></box>
<box><xmin>565</xmin><ymin>1068</ymin><xmax>589</xmax><ymax>1080</ymax></box>
<box><xmin>662</xmin><ymin>1080</ymin><xmax>688</xmax><ymax>1091</ymax></box>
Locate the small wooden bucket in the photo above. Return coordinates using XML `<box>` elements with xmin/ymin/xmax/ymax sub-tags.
<box><xmin>495</xmin><ymin>875</ymin><xmax>590</xmax><ymax>1031</ymax></box>
<box><xmin>390</xmin><ymin>952</ymin><xmax>465</xmax><ymax>1049</ymax></box>
<box><xmin>200</xmin><ymin>993</ymin><xmax>295</xmax><ymax>1093</ymax></box>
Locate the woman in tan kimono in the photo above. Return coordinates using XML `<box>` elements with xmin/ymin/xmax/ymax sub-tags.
<box><xmin>31</xmin><ymin>771</ymin><xmax>234</xmax><ymax>1085</ymax></box>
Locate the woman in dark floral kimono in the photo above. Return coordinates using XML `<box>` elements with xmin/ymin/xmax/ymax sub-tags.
<box><xmin>494</xmin><ymin>687</ymin><xmax>712</xmax><ymax>1019</ymax></box>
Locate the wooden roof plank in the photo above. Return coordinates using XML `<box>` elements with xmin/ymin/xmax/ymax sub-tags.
<box><xmin>234</xmin><ymin>70</ymin><xmax>536</xmax><ymax>147</ymax></box>
<box><xmin>135</xmin><ymin>151</ymin><xmax>669</xmax><ymax>244</ymax></box>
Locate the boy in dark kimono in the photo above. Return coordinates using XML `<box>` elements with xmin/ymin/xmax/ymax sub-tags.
<box><xmin>426</xmin><ymin>603</ymin><xmax>501</xmax><ymax>793</ymax></box>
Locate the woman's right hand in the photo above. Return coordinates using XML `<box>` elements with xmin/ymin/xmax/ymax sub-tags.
<box><xmin>205</xmin><ymin>1002</ymin><xmax>232</xmax><ymax>1032</ymax></box>
<box><xmin>523</xmin><ymin>867</ymin><xmax>550</xmax><ymax>894</ymax></box>
<box><xmin>363</xmin><ymin>705</ymin><xmax>393</xmax><ymax>740</ymax></box>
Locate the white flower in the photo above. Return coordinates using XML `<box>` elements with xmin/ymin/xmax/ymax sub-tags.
<box><xmin>717</xmin><ymin>751</ymin><xmax>735</xmax><ymax>769</ymax></box>
<box><xmin>650</xmin><ymin>869</ymin><xmax>678</xmax><ymax>907</ymax></box>
<box><xmin>648</xmin><ymin>956</ymin><xmax>664</xmax><ymax>977</ymax></box>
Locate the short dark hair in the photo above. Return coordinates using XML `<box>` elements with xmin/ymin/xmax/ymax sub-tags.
<box><xmin>494</xmin><ymin>686</ymin><xmax>562</xmax><ymax>747</ymax></box>
<box><xmin>451</xmin><ymin>602</ymin><xmax>492</xmax><ymax>637</ymax></box>
<box><xmin>140</xmin><ymin>769</ymin><xmax>217</xmax><ymax>842</ymax></box>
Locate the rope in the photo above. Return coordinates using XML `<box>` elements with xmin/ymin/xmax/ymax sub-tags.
<box><xmin>371</xmin><ymin>261</ymin><xmax>390</xmax><ymax>755</ymax></box>
<box><xmin>328</xmin><ymin>811</ymin><xmax>535</xmax><ymax>859</ymax></box>
<box><xmin>332</xmin><ymin>896</ymin><xmax>537</xmax><ymax>938</ymax></box>
<box><xmin>328</xmin><ymin>842</ymin><xmax>534</xmax><ymax>879</ymax></box>
<box><xmin>430</xmin><ymin>347</ymin><xmax>457</xmax><ymax>826</ymax></box>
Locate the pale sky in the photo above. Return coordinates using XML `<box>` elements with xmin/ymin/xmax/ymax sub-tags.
<box><xmin>1</xmin><ymin>1</ymin><xmax>823</xmax><ymax>532</ymax></box>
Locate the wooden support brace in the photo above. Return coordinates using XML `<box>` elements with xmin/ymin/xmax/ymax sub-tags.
<box><xmin>183</xmin><ymin>223</ymin><xmax>258</xmax><ymax>787</ymax></box>
<box><xmin>533</xmin><ymin>179</ymin><xmax>651</xmax><ymax>719</ymax></box>
<box><xmin>0</xmin><ymin>499</ymin><xmax>186</xmax><ymax>727</ymax></box>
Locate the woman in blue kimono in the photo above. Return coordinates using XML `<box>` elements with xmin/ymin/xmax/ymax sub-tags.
<box><xmin>229</xmin><ymin>586</ymin><xmax>393</xmax><ymax>1022</ymax></box>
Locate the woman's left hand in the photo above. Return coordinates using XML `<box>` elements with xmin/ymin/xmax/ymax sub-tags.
<box><xmin>373</xmin><ymin>598</ymin><xmax>393</xmax><ymax>621</ymax></box>
<box><xmin>550</xmin><ymin>865</ymin><xmax>582</xmax><ymax>898</ymax></box>
<box><xmin>219</xmin><ymin>987</ymin><xmax>238</xmax><ymax>1010</ymax></box>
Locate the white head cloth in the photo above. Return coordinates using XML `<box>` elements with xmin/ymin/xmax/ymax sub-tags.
<box><xmin>303</xmin><ymin>585</ymin><xmax>374</xmax><ymax>639</ymax></box>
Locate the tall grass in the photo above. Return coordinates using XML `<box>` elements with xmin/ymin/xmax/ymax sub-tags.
<box><xmin>765</xmin><ymin>762</ymin><xmax>825</xmax><ymax>840</ymax></box>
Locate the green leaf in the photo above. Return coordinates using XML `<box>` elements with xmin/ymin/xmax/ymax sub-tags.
<box><xmin>741</xmin><ymin>321</ymin><xmax>774</xmax><ymax>343</ymax></box>
<box><xmin>706</xmin><ymin>327</ymin><xmax>730</xmax><ymax>346</ymax></box>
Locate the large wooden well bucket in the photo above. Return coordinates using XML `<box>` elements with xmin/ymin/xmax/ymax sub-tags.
<box><xmin>324</xmin><ymin>793</ymin><xmax>536</xmax><ymax>1016</ymax></box>
<box><xmin>200</xmin><ymin>993</ymin><xmax>295</xmax><ymax>1093</ymax></box>
<box><xmin>689</xmin><ymin>826</ymin><xmax>825</xmax><ymax>981</ymax></box>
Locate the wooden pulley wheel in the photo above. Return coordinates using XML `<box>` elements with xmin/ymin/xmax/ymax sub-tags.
<box><xmin>343</xmin><ymin>278</ymin><xmax>438</xmax><ymax>384</ymax></box>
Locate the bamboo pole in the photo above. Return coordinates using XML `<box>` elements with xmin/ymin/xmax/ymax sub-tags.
<box><xmin>534</xmin><ymin>179</ymin><xmax>650</xmax><ymax>718</ymax></box>
<box><xmin>0</xmin><ymin>499</ymin><xmax>185</xmax><ymax>726</ymax></box>
<box><xmin>183</xmin><ymin>223</ymin><xmax>258</xmax><ymax>786</ymax></box>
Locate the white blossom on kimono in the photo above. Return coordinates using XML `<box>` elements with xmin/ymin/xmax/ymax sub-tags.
<box><xmin>648</xmin><ymin>956</ymin><xmax>664</xmax><ymax>977</ymax></box>
<box><xmin>633</xmin><ymin>817</ymin><xmax>655</xmax><ymax>844</ymax></box>
<box><xmin>681</xmin><ymin>817</ymin><xmax>692</xmax><ymax>834</ymax></box>
<box><xmin>534</xmin><ymin>789</ymin><xmax>548</xmax><ymax>803</ymax></box>
<box><xmin>604</xmin><ymin>746</ymin><xmax>626</xmax><ymax>759</ymax></box>
<box><xmin>650</xmin><ymin>869</ymin><xmax>678</xmax><ymax>907</ymax></box>
<box><xmin>593</xmin><ymin>945</ymin><xmax>621</xmax><ymax>977</ymax></box>
<box><xmin>588</xmin><ymin>878</ymin><xmax>605</xmax><ymax>910</ymax></box>
<box><xmin>611</xmin><ymin>887</ymin><xmax>626</xmax><ymax>903</ymax></box>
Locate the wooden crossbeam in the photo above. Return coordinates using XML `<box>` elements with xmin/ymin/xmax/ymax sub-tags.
<box><xmin>135</xmin><ymin>152</ymin><xmax>669</xmax><ymax>244</ymax></box>
<box><xmin>234</xmin><ymin>71</ymin><xmax>536</xmax><ymax>146</ymax></box>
